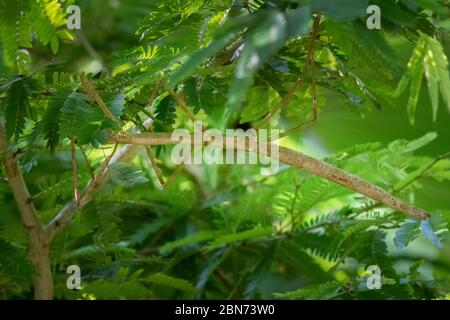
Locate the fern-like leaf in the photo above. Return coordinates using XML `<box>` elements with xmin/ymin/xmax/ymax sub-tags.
<box><xmin>146</xmin><ymin>273</ymin><xmax>196</xmax><ymax>293</ymax></box>
<box><xmin>59</xmin><ymin>92</ymin><xmax>93</xmax><ymax>138</ymax></box>
<box><xmin>2</xmin><ymin>77</ymin><xmax>32</xmax><ymax>140</ymax></box>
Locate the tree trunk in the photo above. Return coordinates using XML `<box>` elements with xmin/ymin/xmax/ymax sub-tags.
<box><xmin>28</xmin><ymin>228</ymin><xmax>53</xmax><ymax>300</ymax></box>
<box><xmin>0</xmin><ymin>124</ymin><xmax>54</xmax><ymax>300</ymax></box>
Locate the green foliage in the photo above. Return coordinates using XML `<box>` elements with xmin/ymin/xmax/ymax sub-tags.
<box><xmin>273</xmin><ymin>280</ymin><xmax>342</xmax><ymax>300</ymax></box>
<box><xmin>0</xmin><ymin>0</ymin><xmax>450</xmax><ymax>301</ymax></box>
<box><xmin>59</xmin><ymin>92</ymin><xmax>93</xmax><ymax>138</ymax></box>
<box><xmin>0</xmin><ymin>0</ymin><xmax>70</xmax><ymax>72</ymax></box>
<box><xmin>2</xmin><ymin>77</ymin><xmax>34</xmax><ymax>140</ymax></box>
<box><xmin>146</xmin><ymin>273</ymin><xmax>196</xmax><ymax>293</ymax></box>
<box><xmin>39</xmin><ymin>84</ymin><xmax>75</xmax><ymax>150</ymax></box>
<box><xmin>394</xmin><ymin>219</ymin><xmax>421</xmax><ymax>249</ymax></box>
<box><xmin>397</xmin><ymin>33</ymin><xmax>450</xmax><ymax>124</ymax></box>
<box><xmin>207</xmin><ymin>226</ymin><xmax>273</xmax><ymax>250</ymax></box>
<box><xmin>154</xmin><ymin>95</ymin><xmax>176</xmax><ymax>132</ymax></box>
<box><xmin>0</xmin><ymin>0</ymin><xmax>33</xmax><ymax>72</ymax></box>
<box><xmin>0</xmin><ymin>240</ymin><xmax>35</xmax><ymax>290</ymax></box>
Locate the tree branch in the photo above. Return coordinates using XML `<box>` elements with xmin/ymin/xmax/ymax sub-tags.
<box><xmin>0</xmin><ymin>125</ymin><xmax>41</xmax><ymax>229</ymax></box>
<box><xmin>145</xmin><ymin>146</ymin><xmax>165</xmax><ymax>187</ymax></box>
<box><xmin>111</xmin><ymin>132</ymin><xmax>431</xmax><ymax>220</ymax></box>
<box><xmin>80</xmin><ymin>73</ymin><xmax>121</xmax><ymax>126</ymax></box>
<box><xmin>45</xmin><ymin>120</ymin><xmax>153</xmax><ymax>241</ymax></box>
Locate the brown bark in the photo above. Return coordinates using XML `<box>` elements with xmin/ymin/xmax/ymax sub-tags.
<box><xmin>28</xmin><ymin>230</ymin><xmax>53</xmax><ymax>300</ymax></box>
<box><xmin>0</xmin><ymin>124</ymin><xmax>53</xmax><ymax>299</ymax></box>
<box><xmin>111</xmin><ymin>132</ymin><xmax>430</xmax><ymax>220</ymax></box>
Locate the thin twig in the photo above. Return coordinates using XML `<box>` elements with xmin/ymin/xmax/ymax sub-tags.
<box><xmin>275</xmin><ymin>13</ymin><xmax>321</xmax><ymax>140</ymax></box>
<box><xmin>78</xmin><ymin>145</ymin><xmax>95</xmax><ymax>179</ymax></box>
<box><xmin>169</xmin><ymin>89</ymin><xmax>197</xmax><ymax>123</ymax></box>
<box><xmin>165</xmin><ymin>89</ymin><xmax>204</xmax><ymax>187</ymax></box>
<box><xmin>46</xmin><ymin>119</ymin><xmax>154</xmax><ymax>240</ymax></box>
<box><xmin>393</xmin><ymin>151</ymin><xmax>450</xmax><ymax>193</ymax></box>
<box><xmin>256</xmin><ymin>77</ymin><xmax>305</xmax><ymax>129</ymax></box>
<box><xmin>147</xmin><ymin>79</ymin><xmax>164</xmax><ymax>108</ymax></box>
<box><xmin>145</xmin><ymin>146</ymin><xmax>165</xmax><ymax>187</ymax></box>
<box><xmin>80</xmin><ymin>73</ymin><xmax>121</xmax><ymax>126</ymax></box>
<box><xmin>349</xmin><ymin>152</ymin><xmax>450</xmax><ymax>219</ymax></box>
<box><xmin>70</xmin><ymin>136</ymin><xmax>81</xmax><ymax>206</ymax></box>
<box><xmin>256</xmin><ymin>14</ymin><xmax>321</xmax><ymax>131</ymax></box>
<box><xmin>163</xmin><ymin>164</ymin><xmax>185</xmax><ymax>189</ymax></box>
<box><xmin>79</xmin><ymin>143</ymin><xmax>119</xmax><ymax>208</ymax></box>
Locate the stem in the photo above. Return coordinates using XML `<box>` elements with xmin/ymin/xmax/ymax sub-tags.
<box><xmin>80</xmin><ymin>73</ymin><xmax>121</xmax><ymax>127</ymax></box>
<box><xmin>256</xmin><ymin>13</ymin><xmax>321</xmax><ymax>130</ymax></box>
<box><xmin>163</xmin><ymin>164</ymin><xmax>185</xmax><ymax>189</ymax></box>
<box><xmin>112</xmin><ymin>132</ymin><xmax>430</xmax><ymax>220</ymax></box>
<box><xmin>78</xmin><ymin>145</ymin><xmax>95</xmax><ymax>179</ymax></box>
<box><xmin>145</xmin><ymin>146</ymin><xmax>165</xmax><ymax>187</ymax></box>
<box><xmin>46</xmin><ymin>119</ymin><xmax>154</xmax><ymax>240</ymax></box>
<box><xmin>71</xmin><ymin>136</ymin><xmax>81</xmax><ymax>206</ymax></box>
<box><xmin>169</xmin><ymin>90</ymin><xmax>197</xmax><ymax>123</ymax></box>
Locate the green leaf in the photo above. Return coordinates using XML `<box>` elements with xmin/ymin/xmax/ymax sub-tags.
<box><xmin>128</xmin><ymin>218</ymin><xmax>173</xmax><ymax>247</ymax></box>
<box><xmin>40</xmin><ymin>85</ymin><xmax>75</xmax><ymax>150</ymax></box>
<box><xmin>426</xmin><ymin>36</ymin><xmax>450</xmax><ymax>114</ymax></box>
<box><xmin>393</xmin><ymin>157</ymin><xmax>439</xmax><ymax>191</ymax></box>
<box><xmin>110</xmin><ymin>92</ymin><xmax>126</xmax><ymax>118</ymax></box>
<box><xmin>0</xmin><ymin>205</ymin><xmax>28</xmax><ymax>244</ymax></box>
<box><xmin>274</xmin><ymin>281</ymin><xmax>342</xmax><ymax>300</ymax></box>
<box><xmin>146</xmin><ymin>273</ymin><xmax>196</xmax><ymax>293</ymax></box>
<box><xmin>421</xmin><ymin>214</ymin><xmax>449</xmax><ymax>248</ymax></box>
<box><xmin>388</xmin><ymin>132</ymin><xmax>437</xmax><ymax>154</ymax></box>
<box><xmin>160</xmin><ymin>231</ymin><xmax>218</xmax><ymax>254</ymax></box>
<box><xmin>0</xmin><ymin>0</ymin><xmax>32</xmax><ymax>71</ymax></box>
<box><xmin>404</xmin><ymin>0</ymin><xmax>447</xmax><ymax>13</ymax></box>
<box><xmin>50</xmin><ymin>36</ymin><xmax>59</xmax><ymax>54</ymax></box>
<box><xmin>37</xmin><ymin>0</ymin><xmax>67</xmax><ymax>27</ymax></box>
<box><xmin>406</xmin><ymin>39</ymin><xmax>427</xmax><ymax>125</ymax></box>
<box><xmin>83</xmin><ymin>279</ymin><xmax>152</xmax><ymax>299</ymax></box>
<box><xmin>394</xmin><ymin>219</ymin><xmax>421</xmax><ymax>249</ymax></box>
<box><xmin>154</xmin><ymin>95</ymin><xmax>176</xmax><ymax>132</ymax></box>
<box><xmin>423</xmin><ymin>43</ymin><xmax>440</xmax><ymax>121</ymax></box>
<box><xmin>183</xmin><ymin>76</ymin><xmax>227</xmax><ymax>115</ymax></box>
<box><xmin>398</xmin><ymin>34</ymin><xmax>450</xmax><ymax>123</ymax></box>
<box><xmin>285</xmin><ymin>6</ymin><xmax>312</xmax><ymax>38</ymax></box>
<box><xmin>168</xmin><ymin>16</ymin><xmax>251</xmax><ymax>88</ymax></box>
<box><xmin>77</xmin><ymin>92</ymin><xmax>125</xmax><ymax>147</ymax></box>
<box><xmin>3</xmin><ymin>77</ymin><xmax>32</xmax><ymax>140</ymax></box>
<box><xmin>59</xmin><ymin>92</ymin><xmax>93</xmax><ymax>138</ymax></box>
<box><xmin>0</xmin><ymin>240</ymin><xmax>35</xmax><ymax>286</ymax></box>
<box><xmin>207</xmin><ymin>226</ymin><xmax>273</xmax><ymax>250</ymax></box>
<box><xmin>244</xmin><ymin>243</ymin><xmax>276</xmax><ymax>298</ymax></box>
<box><xmin>311</xmin><ymin>0</ymin><xmax>368</xmax><ymax>21</ymax></box>
<box><xmin>228</xmin><ymin>10</ymin><xmax>302</xmax><ymax>108</ymax></box>
<box><xmin>239</xmin><ymin>85</ymin><xmax>273</xmax><ymax>123</ymax></box>
<box><xmin>396</xmin><ymin>35</ymin><xmax>426</xmax><ymax>87</ymax></box>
